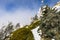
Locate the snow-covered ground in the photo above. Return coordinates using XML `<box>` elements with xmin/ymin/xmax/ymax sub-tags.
<box><xmin>32</xmin><ymin>26</ymin><xmax>40</xmax><ymax>40</ymax></box>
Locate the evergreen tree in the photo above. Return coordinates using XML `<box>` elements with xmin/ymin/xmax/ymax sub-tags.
<box><xmin>38</xmin><ymin>5</ymin><xmax>60</xmax><ymax>40</ymax></box>
<box><xmin>0</xmin><ymin>22</ymin><xmax>14</xmax><ymax>40</ymax></box>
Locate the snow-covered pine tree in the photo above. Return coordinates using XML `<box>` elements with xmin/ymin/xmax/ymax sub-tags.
<box><xmin>38</xmin><ymin>5</ymin><xmax>60</xmax><ymax>40</ymax></box>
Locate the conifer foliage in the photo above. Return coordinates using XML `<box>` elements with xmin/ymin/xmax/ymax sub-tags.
<box><xmin>38</xmin><ymin>5</ymin><xmax>60</xmax><ymax>40</ymax></box>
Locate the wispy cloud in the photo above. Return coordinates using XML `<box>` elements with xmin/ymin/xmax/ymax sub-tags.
<box><xmin>0</xmin><ymin>8</ymin><xmax>36</xmax><ymax>28</ymax></box>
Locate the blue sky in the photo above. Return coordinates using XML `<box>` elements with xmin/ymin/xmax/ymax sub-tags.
<box><xmin>0</xmin><ymin>0</ymin><xmax>60</xmax><ymax>11</ymax></box>
<box><xmin>0</xmin><ymin>0</ymin><xmax>60</xmax><ymax>40</ymax></box>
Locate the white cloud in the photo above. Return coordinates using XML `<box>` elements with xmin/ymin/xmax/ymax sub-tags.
<box><xmin>0</xmin><ymin>8</ymin><xmax>36</xmax><ymax>28</ymax></box>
